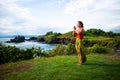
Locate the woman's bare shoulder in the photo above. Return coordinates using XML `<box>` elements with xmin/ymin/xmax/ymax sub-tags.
<box><xmin>78</xmin><ymin>28</ymin><xmax>84</xmax><ymax>33</ymax></box>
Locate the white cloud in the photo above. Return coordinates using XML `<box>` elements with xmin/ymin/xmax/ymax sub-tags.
<box><xmin>0</xmin><ymin>0</ymin><xmax>40</xmax><ymax>35</ymax></box>
<box><xmin>64</xmin><ymin>0</ymin><xmax>120</xmax><ymax>31</ymax></box>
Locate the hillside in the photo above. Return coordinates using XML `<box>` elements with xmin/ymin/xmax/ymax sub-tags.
<box><xmin>37</xmin><ymin>28</ymin><xmax>120</xmax><ymax>47</ymax></box>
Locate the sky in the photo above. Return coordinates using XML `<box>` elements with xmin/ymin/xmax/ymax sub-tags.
<box><xmin>0</xmin><ymin>0</ymin><xmax>120</xmax><ymax>35</ymax></box>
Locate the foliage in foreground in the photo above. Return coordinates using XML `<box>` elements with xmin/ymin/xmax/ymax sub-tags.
<box><xmin>0</xmin><ymin>43</ymin><xmax>45</xmax><ymax>64</ymax></box>
<box><xmin>0</xmin><ymin>41</ymin><xmax>117</xmax><ymax>64</ymax></box>
<box><xmin>47</xmin><ymin>43</ymin><xmax>76</xmax><ymax>56</ymax></box>
<box><xmin>88</xmin><ymin>44</ymin><xmax>108</xmax><ymax>54</ymax></box>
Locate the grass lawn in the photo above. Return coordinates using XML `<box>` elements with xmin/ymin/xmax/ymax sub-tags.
<box><xmin>0</xmin><ymin>54</ymin><xmax>120</xmax><ymax>80</ymax></box>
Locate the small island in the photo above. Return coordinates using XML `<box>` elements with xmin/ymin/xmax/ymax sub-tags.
<box><xmin>6</xmin><ymin>35</ymin><xmax>25</xmax><ymax>43</ymax></box>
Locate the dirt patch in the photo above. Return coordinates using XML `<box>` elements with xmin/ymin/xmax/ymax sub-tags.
<box><xmin>0</xmin><ymin>77</ymin><xmax>4</xmax><ymax>80</ymax></box>
<box><xmin>106</xmin><ymin>54</ymin><xmax>120</xmax><ymax>60</ymax></box>
<box><xmin>94</xmin><ymin>38</ymin><xmax>110</xmax><ymax>40</ymax></box>
<box><xmin>13</xmin><ymin>63</ymin><xmax>33</xmax><ymax>72</ymax></box>
<box><xmin>0</xmin><ymin>63</ymin><xmax>33</xmax><ymax>80</ymax></box>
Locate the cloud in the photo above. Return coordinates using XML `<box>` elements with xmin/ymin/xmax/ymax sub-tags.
<box><xmin>0</xmin><ymin>0</ymin><xmax>40</xmax><ymax>35</ymax></box>
<box><xmin>0</xmin><ymin>0</ymin><xmax>120</xmax><ymax>35</ymax></box>
<box><xmin>64</xmin><ymin>0</ymin><xmax>120</xmax><ymax>31</ymax></box>
<box><xmin>0</xmin><ymin>0</ymin><xmax>70</xmax><ymax>35</ymax></box>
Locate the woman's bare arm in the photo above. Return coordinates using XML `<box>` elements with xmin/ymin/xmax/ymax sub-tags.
<box><xmin>74</xmin><ymin>29</ymin><xmax>79</xmax><ymax>34</ymax></box>
<box><xmin>74</xmin><ymin>28</ymin><xmax>83</xmax><ymax>34</ymax></box>
<box><xmin>73</xmin><ymin>26</ymin><xmax>76</xmax><ymax>35</ymax></box>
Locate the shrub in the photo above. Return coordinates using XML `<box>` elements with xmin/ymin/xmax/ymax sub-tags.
<box><xmin>85</xmin><ymin>28</ymin><xmax>105</xmax><ymax>36</ymax></box>
<box><xmin>88</xmin><ymin>44</ymin><xmax>108</xmax><ymax>54</ymax></box>
<box><xmin>0</xmin><ymin>43</ymin><xmax>46</xmax><ymax>64</ymax></box>
<box><xmin>53</xmin><ymin>32</ymin><xmax>61</xmax><ymax>36</ymax></box>
<box><xmin>44</xmin><ymin>35</ymin><xmax>56</xmax><ymax>43</ymax></box>
<box><xmin>0</xmin><ymin>44</ymin><xmax>25</xmax><ymax>63</ymax></box>
<box><xmin>47</xmin><ymin>43</ymin><xmax>77</xmax><ymax>56</ymax></box>
<box><xmin>107</xmin><ymin>39</ymin><xmax>120</xmax><ymax>48</ymax></box>
<box><xmin>66</xmin><ymin>43</ymin><xmax>76</xmax><ymax>55</ymax></box>
<box><xmin>32</xmin><ymin>47</ymin><xmax>46</xmax><ymax>57</ymax></box>
<box><xmin>47</xmin><ymin>44</ymin><xmax>66</xmax><ymax>56</ymax></box>
<box><xmin>37</xmin><ymin>36</ymin><xmax>45</xmax><ymax>42</ymax></box>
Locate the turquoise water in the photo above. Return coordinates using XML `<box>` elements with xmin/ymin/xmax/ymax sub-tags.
<box><xmin>0</xmin><ymin>38</ymin><xmax>55</xmax><ymax>50</ymax></box>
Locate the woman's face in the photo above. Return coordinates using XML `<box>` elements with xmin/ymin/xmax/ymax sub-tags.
<box><xmin>77</xmin><ymin>22</ymin><xmax>81</xmax><ymax>28</ymax></box>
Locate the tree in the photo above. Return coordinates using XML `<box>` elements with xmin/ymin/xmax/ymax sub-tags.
<box><xmin>45</xmin><ymin>31</ymin><xmax>53</xmax><ymax>36</ymax></box>
<box><xmin>85</xmin><ymin>28</ymin><xmax>105</xmax><ymax>36</ymax></box>
<box><xmin>105</xmin><ymin>31</ymin><xmax>114</xmax><ymax>37</ymax></box>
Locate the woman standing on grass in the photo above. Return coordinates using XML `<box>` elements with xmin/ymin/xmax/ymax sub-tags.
<box><xmin>73</xmin><ymin>21</ymin><xmax>87</xmax><ymax>65</ymax></box>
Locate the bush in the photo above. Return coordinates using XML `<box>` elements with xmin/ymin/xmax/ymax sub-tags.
<box><xmin>47</xmin><ymin>44</ymin><xmax>66</xmax><ymax>56</ymax></box>
<box><xmin>0</xmin><ymin>43</ymin><xmax>46</xmax><ymax>64</ymax></box>
<box><xmin>66</xmin><ymin>43</ymin><xmax>76</xmax><ymax>55</ymax></box>
<box><xmin>47</xmin><ymin>43</ymin><xmax>77</xmax><ymax>56</ymax></box>
<box><xmin>44</xmin><ymin>35</ymin><xmax>56</xmax><ymax>43</ymax></box>
<box><xmin>85</xmin><ymin>28</ymin><xmax>105</xmax><ymax>36</ymax></box>
<box><xmin>107</xmin><ymin>39</ymin><xmax>120</xmax><ymax>48</ymax></box>
<box><xmin>32</xmin><ymin>47</ymin><xmax>46</xmax><ymax>57</ymax></box>
<box><xmin>0</xmin><ymin>44</ymin><xmax>25</xmax><ymax>63</ymax></box>
<box><xmin>37</xmin><ymin>36</ymin><xmax>45</xmax><ymax>42</ymax></box>
<box><xmin>88</xmin><ymin>44</ymin><xmax>108</xmax><ymax>54</ymax></box>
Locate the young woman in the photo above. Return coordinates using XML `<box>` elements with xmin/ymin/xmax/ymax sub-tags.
<box><xmin>73</xmin><ymin>21</ymin><xmax>87</xmax><ymax>65</ymax></box>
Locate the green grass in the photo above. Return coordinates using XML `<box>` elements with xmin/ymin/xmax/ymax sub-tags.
<box><xmin>0</xmin><ymin>54</ymin><xmax>120</xmax><ymax>80</ymax></box>
<box><xmin>84</xmin><ymin>36</ymin><xmax>110</xmax><ymax>40</ymax></box>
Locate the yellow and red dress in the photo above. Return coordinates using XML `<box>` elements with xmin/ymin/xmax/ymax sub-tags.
<box><xmin>75</xmin><ymin>33</ymin><xmax>87</xmax><ymax>63</ymax></box>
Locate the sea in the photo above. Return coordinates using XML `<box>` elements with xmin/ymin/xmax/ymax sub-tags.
<box><xmin>0</xmin><ymin>37</ymin><xmax>55</xmax><ymax>51</ymax></box>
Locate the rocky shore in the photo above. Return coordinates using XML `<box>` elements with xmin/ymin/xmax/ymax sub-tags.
<box><xmin>6</xmin><ymin>35</ymin><xmax>75</xmax><ymax>45</ymax></box>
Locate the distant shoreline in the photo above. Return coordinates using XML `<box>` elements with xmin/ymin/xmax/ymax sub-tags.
<box><xmin>0</xmin><ymin>37</ymin><xmax>55</xmax><ymax>50</ymax></box>
<box><xmin>0</xmin><ymin>35</ymin><xmax>38</xmax><ymax>38</ymax></box>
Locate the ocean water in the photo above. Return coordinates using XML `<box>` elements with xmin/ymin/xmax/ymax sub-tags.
<box><xmin>0</xmin><ymin>38</ymin><xmax>55</xmax><ymax>51</ymax></box>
